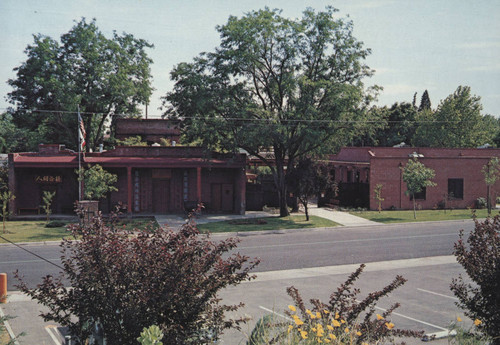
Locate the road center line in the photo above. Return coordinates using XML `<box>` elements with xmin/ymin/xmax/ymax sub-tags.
<box><xmin>238</xmin><ymin>232</ymin><xmax>459</xmax><ymax>250</ymax></box>
<box><xmin>0</xmin><ymin>259</ymin><xmax>60</xmax><ymax>265</ymax></box>
<box><xmin>417</xmin><ymin>288</ymin><xmax>459</xmax><ymax>301</ymax></box>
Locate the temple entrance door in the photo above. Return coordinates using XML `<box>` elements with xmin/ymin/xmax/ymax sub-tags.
<box><xmin>152</xmin><ymin>179</ymin><xmax>170</xmax><ymax>213</ymax></box>
<box><xmin>211</xmin><ymin>183</ymin><xmax>234</xmax><ymax>212</ymax></box>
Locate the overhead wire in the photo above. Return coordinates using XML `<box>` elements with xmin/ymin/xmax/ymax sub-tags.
<box><xmin>0</xmin><ymin>108</ymin><xmax>490</xmax><ymax>124</ymax></box>
<box><xmin>0</xmin><ymin>234</ymin><xmax>65</xmax><ymax>270</ymax></box>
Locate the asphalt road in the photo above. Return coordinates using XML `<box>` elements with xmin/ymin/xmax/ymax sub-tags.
<box><xmin>0</xmin><ymin>219</ymin><xmax>474</xmax><ymax>290</ymax></box>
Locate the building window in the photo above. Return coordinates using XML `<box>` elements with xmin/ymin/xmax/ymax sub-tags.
<box><xmin>448</xmin><ymin>178</ymin><xmax>464</xmax><ymax>199</ymax></box>
<box><xmin>410</xmin><ymin>187</ymin><xmax>426</xmax><ymax>200</ymax></box>
<box><xmin>347</xmin><ymin>171</ymin><xmax>353</xmax><ymax>183</ymax></box>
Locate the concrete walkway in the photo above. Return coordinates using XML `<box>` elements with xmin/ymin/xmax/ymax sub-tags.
<box><xmin>306</xmin><ymin>205</ymin><xmax>382</xmax><ymax>227</ymax></box>
<box><xmin>155</xmin><ymin>206</ymin><xmax>380</xmax><ymax>230</ymax></box>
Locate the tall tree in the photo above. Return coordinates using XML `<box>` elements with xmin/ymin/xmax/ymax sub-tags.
<box><xmin>413</xmin><ymin>86</ymin><xmax>492</xmax><ymax>148</ymax></box>
<box><xmin>164</xmin><ymin>7</ymin><xmax>376</xmax><ymax>216</ymax></box>
<box><xmin>418</xmin><ymin>89</ymin><xmax>431</xmax><ymax>112</ymax></box>
<box><xmin>7</xmin><ymin>18</ymin><xmax>154</xmax><ymax>152</ymax></box>
<box><xmin>401</xmin><ymin>158</ymin><xmax>436</xmax><ymax>219</ymax></box>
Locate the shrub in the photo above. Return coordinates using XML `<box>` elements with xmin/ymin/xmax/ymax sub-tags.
<box><xmin>450</xmin><ymin>215</ymin><xmax>500</xmax><ymax>342</ymax></box>
<box><xmin>45</xmin><ymin>220</ymin><xmax>67</xmax><ymax>228</ymax></box>
<box><xmin>246</xmin><ymin>264</ymin><xmax>423</xmax><ymax>344</ymax></box>
<box><xmin>474</xmin><ymin>197</ymin><xmax>486</xmax><ymax>209</ymax></box>
<box><xmin>15</xmin><ymin>213</ymin><xmax>259</xmax><ymax>345</ymax></box>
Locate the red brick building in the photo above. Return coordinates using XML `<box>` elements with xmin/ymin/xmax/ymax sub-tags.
<box><xmin>327</xmin><ymin>147</ymin><xmax>500</xmax><ymax>210</ymax></box>
<box><xmin>9</xmin><ymin>144</ymin><xmax>246</xmax><ymax>215</ymax></box>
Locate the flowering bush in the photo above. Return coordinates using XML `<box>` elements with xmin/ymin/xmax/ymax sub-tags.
<box><xmin>448</xmin><ymin>317</ymin><xmax>491</xmax><ymax>345</ymax></box>
<box><xmin>451</xmin><ymin>215</ymin><xmax>500</xmax><ymax>341</ymax></box>
<box><xmin>15</xmin><ymin>213</ymin><xmax>259</xmax><ymax>345</ymax></box>
<box><xmin>247</xmin><ymin>264</ymin><xmax>423</xmax><ymax>344</ymax></box>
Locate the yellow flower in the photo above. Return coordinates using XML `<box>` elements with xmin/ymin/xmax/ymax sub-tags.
<box><xmin>293</xmin><ymin>315</ymin><xmax>304</xmax><ymax>326</ymax></box>
<box><xmin>288</xmin><ymin>325</ymin><xmax>293</xmax><ymax>333</ymax></box>
<box><xmin>385</xmin><ymin>322</ymin><xmax>395</xmax><ymax>330</ymax></box>
<box><xmin>312</xmin><ymin>327</ymin><xmax>317</xmax><ymax>332</ymax></box>
<box><xmin>325</xmin><ymin>339</ymin><xmax>331</xmax><ymax>343</ymax></box>
<box><xmin>300</xmin><ymin>330</ymin><xmax>308</xmax><ymax>339</ymax></box>
<box><xmin>316</xmin><ymin>311</ymin><xmax>322</xmax><ymax>319</ymax></box>
<box><xmin>310</xmin><ymin>314</ymin><xmax>316</xmax><ymax>319</ymax></box>
<box><xmin>457</xmin><ymin>316</ymin><xmax>462</xmax><ymax>322</ymax></box>
<box><xmin>474</xmin><ymin>319</ymin><xmax>482</xmax><ymax>326</ymax></box>
<box><xmin>306</xmin><ymin>309</ymin><xmax>312</xmax><ymax>315</ymax></box>
<box><xmin>345</xmin><ymin>327</ymin><xmax>350</xmax><ymax>333</ymax></box>
<box><xmin>332</xmin><ymin>319</ymin><xmax>341</xmax><ymax>327</ymax></box>
<box><xmin>327</xmin><ymin>325</ymin><xmax>334</xmax><ymax>331</ymax></box>
<box><xmin>356</xmin><ymin>331</ymin><xmax>362</xmax><ymax>336</ymax></box>
<box><xmin>377</xmin><ymin>314</ymin><xmax>384</xmax><ymax>320</ymax></box>
<box><xmin>341</xmin><ymin>319</ymin><xmax>346</xmax><ymax>324</ymax></box>
<box><xmin>335</xmin><ymin>312</ymin><xmax>340</xmax><ymax>320</ymax></box>
<box><xmin>288</xmin><ymin>305</ymin><xmax>296</xmax><ymax>312</ymax></box>
<box><xmin>323</xmin><ymin>309</ymin><xmax>330</xmax><ymax>314</ymax></box>
<box><xmin>362</xmin><ymin>343</ymin><xmax>369</xmax><ymax>345</ymax></box>
<box><xmin>329</xmin><ymin>334</ymin><xmax>337</xmax><ymax>340</ymax></box>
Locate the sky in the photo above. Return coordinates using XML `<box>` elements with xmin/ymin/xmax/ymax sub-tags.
<box><xmin>1</xmin><ymin>0</ymin><xmax>499</xmax><ymax>118</ymax></box>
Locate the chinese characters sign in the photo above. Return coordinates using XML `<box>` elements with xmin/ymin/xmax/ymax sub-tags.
<box><xmin>35</xmin><ymin>175</ymin><xmax>62</xmax><ymax>184</ymax></box>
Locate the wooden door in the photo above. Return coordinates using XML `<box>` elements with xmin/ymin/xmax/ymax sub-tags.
<box><xmin>152</xmin><ymin>179</ymin><xmax>170</xmax><ymax>213</ymax></box>
<box><xmin>211</xmin><ymin>184</ymin><xmax>222</xmax><ymax>212</ymax></box>
<box><xmin>221</xmin><ymin>184</ymin><xmax>234</xmax><ymax>212</ymax></box>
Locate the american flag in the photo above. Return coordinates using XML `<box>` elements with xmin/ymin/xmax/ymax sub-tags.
<box><xmin>78</xmin><ymin>112</ymin><xmax>86</xmax><ymax>151</ymax></box>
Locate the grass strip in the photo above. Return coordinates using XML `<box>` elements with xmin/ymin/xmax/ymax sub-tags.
<box><xmin>348</xmin><ymin>208</ymin><xmax>494</xmax><ymax>223</ymax></box>
<box><xmin>197</xmin><ymin>215</ymin><xmax>339</xmax><ymax>233</ymax></box>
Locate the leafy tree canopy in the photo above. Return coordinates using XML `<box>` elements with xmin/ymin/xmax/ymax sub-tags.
<box><xmin>7</xmin><ymin>18</ymin><xmax>154</xmax><ymax>152</ymax></box>
<box><xmin>164</xmin><ymin>7</ymin><xmax>377</xmax><ymax>216</ymax></box>
<box><xmin>413</xmin><ymin>86</ymin><xmax>494</xmax><ymax>148</ymax></box>
<box><xmin>401</xmin><ymin>158</ymin><xmax>436</xmax><ymax>218</ymax></box>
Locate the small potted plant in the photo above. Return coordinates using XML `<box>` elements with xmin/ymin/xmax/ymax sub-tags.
<box><xmin>77</xmin><ymin>164</ymin><xmax>118</xmax><ymax>223</ymax></box>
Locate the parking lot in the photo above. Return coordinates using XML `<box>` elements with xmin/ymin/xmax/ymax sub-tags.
<box><xmin>1</xmin><ymin>256</ymin><xmax>469</xmax><ymax>345</ymax></box>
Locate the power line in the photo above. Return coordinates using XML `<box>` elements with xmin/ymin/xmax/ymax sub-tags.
<box><xmin>0</xmin><ymin>108</ymin><xmax>493</xmax><ymax>124</ymax></box>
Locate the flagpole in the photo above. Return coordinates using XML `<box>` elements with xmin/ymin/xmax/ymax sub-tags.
<box><xmin>78</xmin><ymin>105</ymin><xmax>82</xmax><ymax>201</ymax></box>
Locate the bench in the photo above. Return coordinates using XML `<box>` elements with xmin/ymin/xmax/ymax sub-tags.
<box><xmin>18</xmin><ymin>207</ymin><xmax>40</xmax><ymax>215</ymax></box>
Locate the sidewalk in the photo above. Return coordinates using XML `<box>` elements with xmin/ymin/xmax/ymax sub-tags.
<box><xmin>306</xmin><ymin>204</ymin><xmax>382</xmax><ymax>227</ymax></box>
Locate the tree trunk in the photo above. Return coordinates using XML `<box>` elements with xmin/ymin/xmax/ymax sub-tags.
<box><xmin>487</xmin><ymin>185</ymin><xmax>492</xmax><ymax>215</ymax></box>
<box><xmin>412</xmin><ymin>194</ymin><xmax>417</xmax><ymax>219</ymax></box>
<box><xmin>274</xmin><ymin>161</ymin><xmax>289</xmax><ymax>218</ymax></box>
<box><xmin>304</xmin><ymin>202</ymin><xmax>309</xmax><ymax>221</ymax></box>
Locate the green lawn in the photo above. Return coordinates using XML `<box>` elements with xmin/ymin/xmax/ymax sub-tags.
<box><xmin>0</xmin><ymin>218</ymin><xmax>158</xmax><ymax>244</ymax></box>
<box><xmin>197</xmin><ymin>215</ymin><xmax>339</xmax><ymax>233</ymax></box>
<box><xmin>348</xmin><ymin>208</ymin><xmax>495</xmax><ymax>223</ymax></box>
<box><xmin>0</xmin><ymin>221</ymin><xmax>72</xmax><ymax>243</ymax></box>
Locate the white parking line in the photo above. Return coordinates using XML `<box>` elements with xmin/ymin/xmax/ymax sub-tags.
<box><xmin>45</xmin><ymin>325</ymin><xmax>63</xmax><ymax>345</ymax></box>
<box><xmin>0</xmin><ymin>306</ymin><xmax>20</xmax><ymax>345</ymax></box>
<box><xmin>417</xmin><ymin>288</ymin><xmax>459</xmax><ymax>301</ymax></box>
<box><xmin>373</xmin><ymin>305</ymin><xmax>448</xmax><ymax>331</ymax></box>
<box><xmin>259</xmin><ymin>306</ymin><xmax>292</xmax><ymax>321</ymax></box>
<box><xmin>259</xmin><ymin>303</ymin><xmax>448</xmax><ymax>332</ymax></box>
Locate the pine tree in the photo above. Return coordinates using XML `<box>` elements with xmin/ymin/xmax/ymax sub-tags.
<box><xmin>418</xmin><ymin>90</ymin><xmax>431</xmax><ymax>111</ymax></box>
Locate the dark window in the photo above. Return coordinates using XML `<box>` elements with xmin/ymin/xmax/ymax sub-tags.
<box><xmin>410</xmin><ymin>187</ymin><xmax>426</xmax><ymax>200</ymax></box>
<box><xmin>347</xmin><ymin>171</ymin><xmax>353</xmax><ymax>183</ymax></box>
<box><xmin>448</xmin><ymin>178</ymin><xmax>464</xmax><ymax>199</ymax></box>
